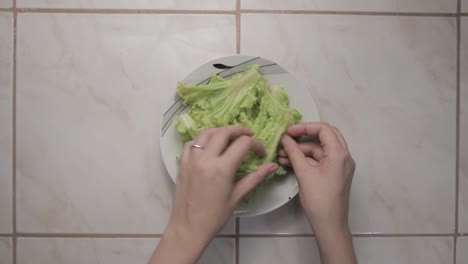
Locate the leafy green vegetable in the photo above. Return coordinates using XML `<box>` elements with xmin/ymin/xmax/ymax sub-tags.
<box><xmin>175</xmin><ymin>64</ymin><xmax>302</xmax><ymax>202</ymax></box>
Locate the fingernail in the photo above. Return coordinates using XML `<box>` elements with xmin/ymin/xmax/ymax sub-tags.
<box><xmin>269</xmin><ymin>164</ymin><xmax>279</xmax><ymax>172</ymax></box>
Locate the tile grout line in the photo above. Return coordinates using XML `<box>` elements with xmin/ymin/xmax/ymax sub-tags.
<box><xmin>235</xmin><ymin>218</ymin><xmax>240</xmax><ymax>264</ymax></box>
<box><xmin>240</xmin><ymin>9</ymin><xmax>458</xmax><ymax>17</ymax></box>
<box><xmin>240</xmin><ymin>233</ymin><xmax>455</xmax><ymax>238</ymax></box>
<box><xmin>15</xmin><ymin>233</ymin><xmax>237</xmax><ymax>238</ymax></box>
<box><xmin>236</xmin><ymin>0</ymin><xmax>240</xmax><ymax>54</ymax></box>
<box><xmin>17</xmin><ymin>233</ymin><xmax>456</xmax><ymax>237</ymax></box>
<box><xmin>15</xmin><ymin>8</ymin><xmax>236</xmax><ymax>14</ymax></box>
<box><xmin>454</xmin><ymin>0</ymin><xmax>462</xmax><ymax>263</ymax></box>
<box><xmin>235</xmin><ymin>1</ymin><xmax>240</xmax><ymax>263</ymax></box>
<box><xmin>10</xmin><ymin>232</ymin><xmax>459</xmax><ymax>238</ymax></box>
<box><xmin>12</xmin><ymin>0</ymin><xmax>17</xmax><ymax>263</ymax></box>
<box><xmin>0</xmin><ymin>8</ymin><xmax>461</xmax><ymax>17</ymax></box>
<box><xmin>239</xmin><ymin>234</ymin><xmax>315</xmax><ymax>238</ymax></box>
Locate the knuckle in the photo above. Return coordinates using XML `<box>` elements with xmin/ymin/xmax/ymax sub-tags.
<box><xmin>343</xmin><ymin>150</ymin><xmax>351</xmax><ymax>159</ymax></box>
<box><xmin>198</xmin><ymin>127</ymin><xmax>215</xmax><ymax>137</ymax></box>
<box><xmin>252</xmin><ymin>138</ymin><xmax>262</xmax><ymax>147</ymax></box>
<box><xmin>232</xmin><ymin>125</ymin><xmax>244</xmax><ymax>130</ymax></box>
<box><xmin>238</xmin><ymin>135</ymin><xmax>253</xmax><ymax>144</ymax></box>
<box><xmin>350</xmin><ymin>157</ymin><xmax>356</xmax><ymax>169</ymax></box>
<box><xmin>183</xmin><ymin>141</ymin><xmax>194</xmax><ymax>149</ymax></box>
<box><xmin>322</xmin><ymin>123</ymin><xmax>335</xmax><ymax>133</ymax></box>
<box><xmin>197</xmin><ymin>130</ymin><xmax>208</xmax><ymax>138</ymax></box>
<box><xmin>219</xmin><ymin>126</ymin><xmax>230</xmax><ymax>133</ymax></box>
<box><xmin>344</xmin><ymin>152</ymin><xmax>353</xmax><ymax>162</ymax></box>
<box><xmin>334</xmin><ymin>149</ymin><xmax>348</xmax><ymax>161</ymax></box>
<box><xmin>226</xmin><ymin>125</ymin><xmax>241</xmax><ymax>132</ymax></box>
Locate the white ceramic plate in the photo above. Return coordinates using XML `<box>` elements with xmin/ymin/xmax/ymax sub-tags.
<box><xmin>160</xmin><ymin>55</ymin><xmax>320</xmax><ymax>217</ymax></box>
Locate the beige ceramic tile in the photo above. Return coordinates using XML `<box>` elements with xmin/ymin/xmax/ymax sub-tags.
<box><xmin>17</xmin><ymin>237</ymin><xmax>234</xmax><ymax>264</ymax></box>
<box><xmin>240</xmin><ymin>197</ymin><xmax>312</xmax><ymax>234</ymax></box>
<box><xmin>241</xmin><ymin>0</ymin><xmax>456</xmax><ymax>12</ymax></box>
<box><xmin>0</xmin><ymin>12</ymin><xmax>12</xmax><ymax>234</ymax></box>
<box><xmin>17</xmin><ymin>0</ymin><xmax>235</xmax><ymax>10</ymax></box>
<box><xmin>240</xmin><ymin>237</ymin><xmax>320</xmax><ymax>263</ymax></box>
<box><xmin>239</xmin><ymin>237</ymin><xmax>453</xmax><ymax>264</ymax></box>
<box><xmin>0</xmin><ymin>0</ymin><xmax>11</xmax><ymax>8</ymax></box>
<box><xmin>460</xmin><ymin>18</ymin><xmax>468</xmax><ymax>233</ymax></box>
<box><xmin>0</xmin><ymin>238</ymin><xmax>12</xmax><ymax>264</ymax></box>
<box><xmin>463</xmin><ymin>0</ymin><xmax>468</xmax><ymax>12</ymax></box>
<box><xmin>457</xmin><ymin>237</ymin><xmax>468</xmax><ymax>264</ymax></box>
<box><xmin>241</xmin><ymin>14</ymin><xmax>456</xmax><ymax>234</ymax></box>
<box><xmin>16</xmin><ymin>13</ymin><xmax>236</xmax><ymax>233</ymax></box>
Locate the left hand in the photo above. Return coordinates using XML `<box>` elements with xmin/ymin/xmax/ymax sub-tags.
<box><xmin>169</xmin><ymin>125</ymin><xmax>278</xmax><ymax>243</ymax></box>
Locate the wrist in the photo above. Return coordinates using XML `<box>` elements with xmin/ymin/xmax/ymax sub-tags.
<box><xmin>309</xmin><ymin>217</ymin><xmax>349</xmax><ymax>235</ymax></box>
<box><xmin>313</xmin><ymin>222</ymin><xmax>351</xmax><ymax>240</ymax></box>
<box><xmin>308</xmin><ymin>213</ymin><xmax>351</xmax><ymax>244</ymax></box>
<box><xmin>165</xmin><ymin>222</ymin><xmax>210</xmax><ymax>249</ymax></box>
<box><xmin>311</xmin><ymin>222</ymin><xmax>356</xmax><ymax>264</ymax></box>
<box><xmin>305</xmin><ymin>207</ymin><xmax>349</xmax><ymax>236</ymax></box>
<box><xmin>166</xmin><ymin>215</ymin><xmax>214</xmax><ymax>244</ymax></box>
<box><xmin>156</xmin><ymin>224</ymin><xmax>210</xmax><ymax>264</ymax></box>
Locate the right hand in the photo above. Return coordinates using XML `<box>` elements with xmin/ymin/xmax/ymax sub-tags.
<box><xmin>278</xmin><ymin>122</ymin><xmax>355</xmax><ymax>230</ymax></box>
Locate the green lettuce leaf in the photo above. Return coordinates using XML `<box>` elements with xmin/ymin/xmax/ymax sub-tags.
<box><xmin>175</xmin><ymin>64</ymin><xmax>302</xmax><ymax>202</ymax></box>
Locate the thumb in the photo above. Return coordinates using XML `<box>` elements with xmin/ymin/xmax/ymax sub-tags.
<box><xmin>280</xmin><ymin>135</ymin><xmax>308</xmax><ymax>173</ymax></box>
<box><xmin>231</xmin><ymin>163</ymin><xmax>278</xmax><ymax>204</ymax></box>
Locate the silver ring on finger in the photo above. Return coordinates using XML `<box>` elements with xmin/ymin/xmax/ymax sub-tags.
<box><xmin>191</xmin><ymin>144</ymin><xmax>204</xmax><ymax>150</ymax></box>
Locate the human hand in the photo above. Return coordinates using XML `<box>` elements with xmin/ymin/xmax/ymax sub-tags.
<box><xmin>151</xmin><ymin>126</ymin><xmax>277</xmax><ymax>264</ymax></box>
<box><xmin>278</xmin><ymin>122</ymin><xmax>357</xmax><ymax>264</ymax></box>
<box><xmin>278</xmin><ymin>122</ymin><xmax>355</xmax><ymax>231</ymax></box>
<box><xmin>170</xmin><ymin>125</ymin><xmax>277</xmax><ymax>242</ymax></box>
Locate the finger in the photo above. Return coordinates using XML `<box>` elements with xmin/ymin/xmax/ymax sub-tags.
<box><xmin>223</xmin><ymin>135</ymin><xmax>266</xmax><ymax>167</ymax></box>
<box><xmin>279</xmin><ymin>156</ymin><xmax>319</xmax><ymax>167</ymax></box>
<box><xmin>193</xmin><ymin>128</ymin><xmax>216</xmax><ymax>152</ymax></box>
<box><xmin>278</xmin><ymin>148</ymin><xmax>286</xmax><ymax>157</ymax></box>
<box><xmin>278</xmin><ymin>157</ymin><xmax>291</xmax><ymax>166</ymax></box>
<box><xmin>207</xmin><ymin>126</ymin><xmax>253</xmax><ymax>155</ymax></box>
<box><xmin>180</xmin><ymin>140</ymin><xmax>195</xmax><ymax>164</ymax></box>
<box><xmin>279</xmin><ymin>142</ymin><xmax>324</xmax><ymax>161</ymax></box>
<box><xmin>332</xmin><ymin>126</ymin><xmax>348</xmax><ymax>150</ymax></box>
<box><xmin>306</xmin><ymin>157</ymin><xmax>319</xmax><ymax>166</ymax></box>
<box><xmin>231</xmin><ymin>163</ymin><xmax>278</xmax><ymax>204</ymax></box>
<box><xmin>287</xmin><ymin>122</ymin><xmax>342</xmax><ymax>152</ymax></box>
<box><xmin>280</xmin><ymin>135</ymin><xmax>308</xmax><ymax>172</ymax></box>
<box><xmin>299</xmin><ymin>142</ymin><xmax>324</xmax><ymax>160</ymax></box>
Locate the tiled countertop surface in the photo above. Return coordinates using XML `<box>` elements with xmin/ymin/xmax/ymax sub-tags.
<box><xmin>0</xmin><ymin>0</ymin><xmax>467</xmax><ymax>263</ymax></box>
